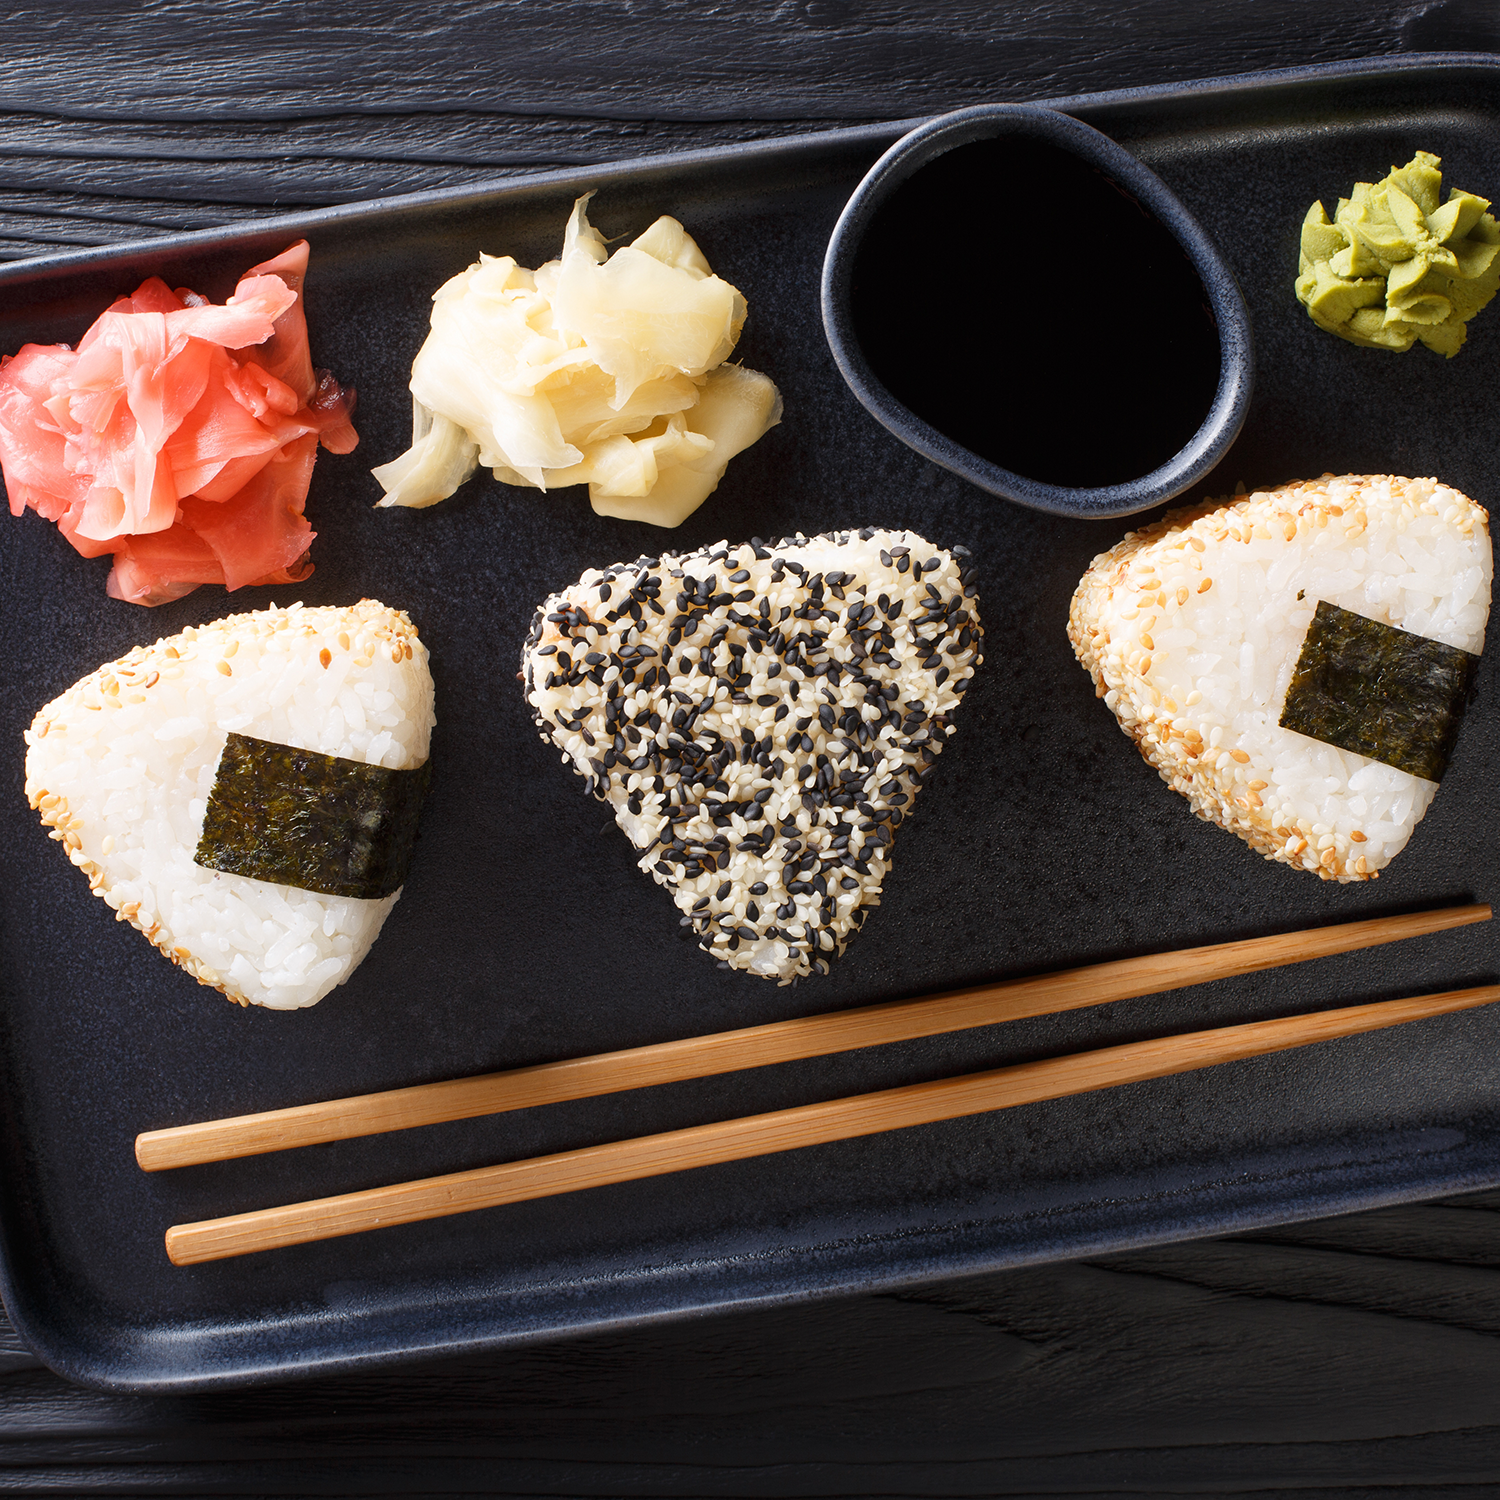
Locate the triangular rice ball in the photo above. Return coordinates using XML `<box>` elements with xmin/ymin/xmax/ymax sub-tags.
<box><xmin>24</xmin><ymin>599</ymin><xmax>435</xmax><ymax>1009</ymax></box>
<box><xmin>1069</xmin><ymin>475</ymin><xmax>1491</xmax><ymax>880</ymax></box>
<box><xmin>522</xmin><ymin>527</ymin><xmax>982</xmax><ymax>981</ymax></box>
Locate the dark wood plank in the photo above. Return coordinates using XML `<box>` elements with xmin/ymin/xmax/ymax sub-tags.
<box><xmin>0</xmin><ymin>0</ymin><xmax>1485</xmax><ymax>259</ymax></box>
<box><xmin>0</xmin><ymin>0</ymin><xmax>1428</xmax><ymax>123</ymax></box>
<box><xmin>3</xmin><ymin>1</ymin><xmax>1500</xmax><ymax>1492</ymax></box>
<box><xmin>0</xmin><ymin>112</ymin><xmax>866</xmax><ymax>255</ymax></box>
<box><xmin>5</xmin><ymin>1196</ymin><xmax>1500</xmax><ymax>1492</ymax></box>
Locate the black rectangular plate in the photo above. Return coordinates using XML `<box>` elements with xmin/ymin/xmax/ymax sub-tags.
<box><xmin>1</xmin><ymin>55</ymin><xmax>1497</xmax><ymax>1392</ymax></box>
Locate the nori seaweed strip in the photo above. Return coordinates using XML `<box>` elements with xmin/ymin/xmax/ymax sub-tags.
<box><xmin>1279</xmin><ymin>601</ymin><xmax>1479</xmax><ymax>782</ymax></box>
<box><xmin>195</xmin><ymin>733</ymin><xmax>430</xmax><ymax>898</ymax></box>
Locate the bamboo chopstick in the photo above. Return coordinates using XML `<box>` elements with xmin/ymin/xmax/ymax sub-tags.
<box><xmin>164</xmin><ymin>982</ymin><xmax>1500</xmax><ymax>1265</ymax></box>
<box><xmin>138</xmin><ymin>903</ymin><xmax>1491</xmax><ymax>1172</ymax></box>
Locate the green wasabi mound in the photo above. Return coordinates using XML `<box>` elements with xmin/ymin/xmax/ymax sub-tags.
<box><xmin>1295</xmin><ymin>150</ymin><xmax>1500</xmax><ymax>356</ymax></box>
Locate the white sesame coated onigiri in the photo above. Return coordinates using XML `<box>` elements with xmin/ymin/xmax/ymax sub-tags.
<box><xmin>1069</xmin><ymin>475</ymin><xmax>1491</xmax><ymax>880</ymax></box>
<box><xmin>24</xmin><ymin>600</ymin><xmax>435</xmax><ymax>1009</ymax></box>
<box><xmin>522</xmin><ymin>527</ymin><xmax>982</xmax><ymax>981</ymax></box>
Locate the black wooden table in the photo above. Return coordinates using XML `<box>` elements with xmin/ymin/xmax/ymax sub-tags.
<box><xmin>5</xmin><ymin>2</ymin><xmax>1500</xmax><ymax>1493</ymax></box>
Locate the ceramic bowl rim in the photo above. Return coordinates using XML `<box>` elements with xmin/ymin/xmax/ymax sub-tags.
<box><xmin>820</xmin><ymin>103</ymin><xmax>1255</xmax><ymax>519</ymax></box>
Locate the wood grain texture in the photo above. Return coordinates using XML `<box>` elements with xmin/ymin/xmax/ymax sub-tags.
<box><xmin>8</xmin><ymin>1195</ymin><xmax>1500</xmax><ymax>1491</ymax></box>
<box><xmin>163</xmin><ymin>986</ymin><xmax>1500</xmax><ymax>1264</ymax></box>
<box><xmin>0</xmin><ymin>0</ymin><xmax>1426</xmax><ymax>122</ymax></box>
<box><xmin>3</xmin><ymin>0</ymin><xmax>1500</xmax><ymax>1489</ymax></box>
<box><xmin>0</xmin><ymin>0</ymin><xmax>1479</xmax><ymax>259</ymax></box>
<box><xmin>138</xmin><ymin>906</ymin><xmax>1490</xmax><ymax>1170</ymax></box>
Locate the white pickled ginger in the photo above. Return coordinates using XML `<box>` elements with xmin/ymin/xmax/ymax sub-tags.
<box><xmin>373</xmin><ymin>195</ymin><xmax>780</xmax><ymax>527</ymax></box>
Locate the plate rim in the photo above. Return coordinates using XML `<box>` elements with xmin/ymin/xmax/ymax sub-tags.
<box><xmin>2</xmin><ymin>48</ymin><xmax>1498</xmax><ymax>1392</ymax></box>
<box><xmin>0</xmin><ymin>50</ymin><xmax>1492</xmax><ymax>285</ymax></box>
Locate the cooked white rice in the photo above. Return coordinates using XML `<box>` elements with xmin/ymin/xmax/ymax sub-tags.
<box><xmin>23</xmin><ymin>599</ymin><xmax>435</xmax><ymax>1010</ymax></box>
<box><xmin>1069</xmin><ymin>475</ymin><xmax>1491</xmax><ymax>880</ymax></box>
<box><xmin>522</xmin><ymin>527</ymin><xmax>982</xmax><ymax>980</ymax></box>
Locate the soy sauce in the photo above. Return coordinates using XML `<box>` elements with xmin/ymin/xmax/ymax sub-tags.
<box><xmin>850</xmin><ymin>136</ymin><xmax>1222</xmax><ymax>490</ymax></box>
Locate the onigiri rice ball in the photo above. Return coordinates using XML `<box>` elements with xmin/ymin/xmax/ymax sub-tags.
<box><xmin>24</xmin><ymin>599</ymin><xmax>435</xmax><ymax>1009</ymax></box>
<box><xmin>1068</xmin><ymin>475</ymin><xmax>1491</xmax><ymax>880</ymax></box>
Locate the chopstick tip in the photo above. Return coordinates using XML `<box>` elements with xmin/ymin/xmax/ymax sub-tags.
<box><xmin>135</xmin><ymin>1131</ymin><xmax>167</xmax><ymax>1173</ymax></box>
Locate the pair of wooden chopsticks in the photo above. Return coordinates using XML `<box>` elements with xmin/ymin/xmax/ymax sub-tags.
<box><xmin>146</xmin><ymin>903</ymin><xmax>1495</xmax><ymax>1265</ymax></box>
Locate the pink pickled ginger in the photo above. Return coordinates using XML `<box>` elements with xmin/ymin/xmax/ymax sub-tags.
<box><xmin>0</xmin><ymin>242</ymin><xmax>356</xmax><ymax>604</ymax></box>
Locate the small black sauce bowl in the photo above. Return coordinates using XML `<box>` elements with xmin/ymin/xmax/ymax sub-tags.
<box><xmin>821</xmin><ymin>104</ymin><xmax>1254</xmax><ymax>519</ymax></box>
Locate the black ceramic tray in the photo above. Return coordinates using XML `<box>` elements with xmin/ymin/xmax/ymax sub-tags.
<box><xmin>2</xmin><ymin>55</ymin><xmax>1498</xmax><ymax>1393</ymax></box>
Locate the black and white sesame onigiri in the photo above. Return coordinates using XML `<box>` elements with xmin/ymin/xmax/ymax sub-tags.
<box><xmin>1069</xmin><ymin>475</ymin><xmax>1491</xmax><ymax>881</ymax></box>
<box><xmin>24</xmin><ymin>600</ymin><xmax>435</xmax><ymax>1010</ymax></box>
<box><xmin>521</xmin><ymin>528</ymin><xmax>982</xmax><ymax>981</ymax></box>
